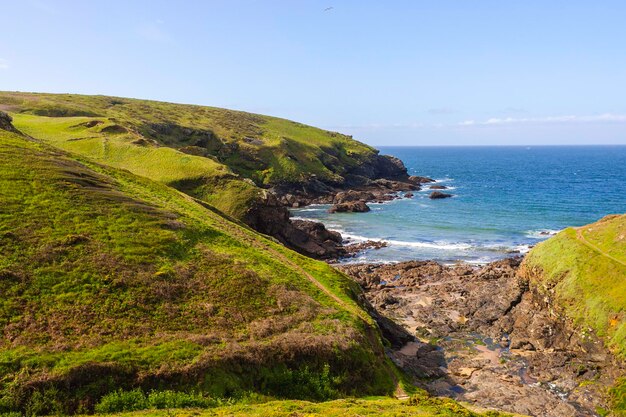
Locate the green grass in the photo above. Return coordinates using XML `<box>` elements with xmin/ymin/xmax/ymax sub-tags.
<box><xmin>610</xmin><ymin>378</ymin><xmax>626</xmax><ymax>417</ymax></box>
<box><xmin>520</xmin><ymin>216</ymin><xmax>626</xmax><ymax>356</ymax></box>
<box><xmin>88</xmin><ymin>392</ymin><xmax>517</xmax><ymax>417</ymax></box>
<box><xmin>519</xmin><ymin>214</ymin><xmax>626</xmax><ymax>415</ymax></box>
<box><xmin>10</xmin><ymin>113</ymin><xmax>260</xmax><ymax>220</ymax></box>
<box><xmin>0</xmin><ymin>127</ymin><xmax>396</xmax><ymax>414</ymax></box>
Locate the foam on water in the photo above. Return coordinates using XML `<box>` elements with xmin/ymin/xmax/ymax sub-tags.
<box><xmin>525</xmin><ymin>229</ymin><xmax>561</xmax><ymax>239</ymax></box>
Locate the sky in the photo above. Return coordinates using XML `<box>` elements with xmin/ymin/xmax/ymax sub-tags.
<box><xmin>1</xmin><ymin>0</ymin><xmax>626</xmax><ymax>146</ymax></box>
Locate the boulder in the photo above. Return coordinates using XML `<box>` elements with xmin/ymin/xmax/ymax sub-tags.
<box><xmin>328</xmin><ymin>201</ymin><xmax>371</xmax><ymax>213</ymax></box>
<box><xmin>429</xmin><ymin>185</ymin><xmax>447</xmax><ymax>190</ymax></box>
<box><xmin>405</xmin><ymin>192</ymin><xmax>414</xmax><ymax>198</ymax></box>
<box><xmin>334</xmin><ymin>190</ymin><xmax>376</xmax><ymax>204</ymax></box>
<box><xmin>0</xmin><ymin>111</ymin><xmax>18</xmax><ymax>133</ymax></box>
<box><xmin>409</xmin><ymin>175</ymin><xmax>435</xmax><ymax>184</ymax></box>
<box><xmin>429</xmin><ymin>191</ymin><xmax>453</xmax><ymax>199</ymax></box>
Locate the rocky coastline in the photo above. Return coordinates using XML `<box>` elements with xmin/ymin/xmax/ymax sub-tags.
<box><xmin>247</xmin><ymin>152</ymin><xmax>437</xmax><ymax>260</ymax></box>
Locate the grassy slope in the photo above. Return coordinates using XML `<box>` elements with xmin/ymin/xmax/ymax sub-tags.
<box><xmin>0</xmin><ymin>91</ymin><xmax>378</xmax><ymax>189</ymax></box>
<box><xmin>0</xmin><ymin>127</ymin><xmax>396</xmax><ymax>414</ymax></box>
<box><xmin>519</xmin><ymin>214</ymin><xmax>626</xmax><ymax>414</ymax></box>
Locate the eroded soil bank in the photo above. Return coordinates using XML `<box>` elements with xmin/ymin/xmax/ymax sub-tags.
<box><xmin>339</xmin><ymin>259</ymin><xmax>624</xmax><ymax>417</ymax></box>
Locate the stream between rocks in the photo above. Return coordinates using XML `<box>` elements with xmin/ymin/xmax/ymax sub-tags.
<box><xmin>339</xmin><ymin>259</ymin><xmax>624</xmax><ymax>417</ymax></box>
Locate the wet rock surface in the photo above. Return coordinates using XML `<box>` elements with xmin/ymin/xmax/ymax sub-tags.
<box><xmin>328</xmin><ymin>201</ymin><xmax>371</xmax><ymax>213</ymax></box>
<box><xmin>429</xmin><ymin>191</ymin><xmax>453</xmax><ymax>199</ymax></box>
<box><xmin>343</xmin><ymin>240</ymin><xmax>388</xmax><ymax>257</ymax></box>
<box><xmin>339</xmin><ymin>260</ymin><xmax>624</xmax><ymax>417</ymax></box>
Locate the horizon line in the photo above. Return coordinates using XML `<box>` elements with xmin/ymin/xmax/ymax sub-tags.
<box><xmin>375</xmin><ymin>143</ymin><xmax>626</xmax><ymax>148</ymax></box>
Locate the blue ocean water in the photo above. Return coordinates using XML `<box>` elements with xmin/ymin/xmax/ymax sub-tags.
<box><xmin>291</xmin><ymin>146</ymin><xmax>626</xmax><ymax>264</ymax></box>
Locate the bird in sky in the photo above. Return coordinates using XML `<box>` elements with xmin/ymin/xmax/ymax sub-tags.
<box><xmin>324</xmin><ymin>6</ymin><xmax>334</xmax><ymax>12</ymax></box>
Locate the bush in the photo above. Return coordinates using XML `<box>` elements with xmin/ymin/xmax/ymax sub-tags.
<box><xmin>94</xmin><ymin>389</ymin><xmax>147</xmax><ymax>413</ymax></box>
<box><xmin>263</xmin><ymin>364</ymin><xmax>339</xmax><ymax>401</ymax></box>
<box><xmin>146</xmin><ymin>390</ymin><xmax>215</xmax><ymax>409</ymax></box>
<box><xmin>24</xmin><ymin>389</ymin><xmax>64</xmax><ymax>417</ymax></box>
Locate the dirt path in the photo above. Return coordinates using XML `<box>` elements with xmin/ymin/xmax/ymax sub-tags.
<box><xmin>187</xmin><ymin>195</ymin><xmax>362</xmax><ymax>316</ymax></box>
<box><xmin>576</xmin><ymin>227</ymin><xmax>626</xmax><ymax>267</ymax></box>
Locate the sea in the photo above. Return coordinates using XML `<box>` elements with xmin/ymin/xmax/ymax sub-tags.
<box><xmin>291</xmin><ymin>146</ymin><xmax>626</xmax><ymax>264</ymax></box>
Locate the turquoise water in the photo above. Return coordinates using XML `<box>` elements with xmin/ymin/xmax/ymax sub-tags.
<box><xmin>291</xmin><ymin>146</ymin><xmax>626</xmax><ymax>264</ymax></box>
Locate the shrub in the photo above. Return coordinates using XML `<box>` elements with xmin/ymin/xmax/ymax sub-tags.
<box><xmin>146</xmin><ymin>390</ymin><xmax>215</xmax><ymax>409</ymax></box>
<box><xmin>263</xmin><ymin>364</ymin><xmax>339</xmax><ymax>401</ymax></box>
<box><xmin>94</xmin><ymin>389</ymin><xmax>218</xmax><ymax>413</ymax></box>
<box><xmin>94</xmin><ymin>389</ymin><xmax>147</xmax><ymax>414</ymax></box>
<box><xmin>24</xmin><ymin>389</ymin><xmax>64</xmax><ymax>417</ymax></box>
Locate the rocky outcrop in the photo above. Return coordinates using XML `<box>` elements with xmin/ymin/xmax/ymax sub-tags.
<box><xmin>333</xmin><ymin>190</ymin><xmax>376</xmax><ymax>204</ymax></box>
<box><xmin>346</xmin><ymin>154</ymin><xmax>409</xmax><ymax>183</ymax></box>
<box><xmin>272</xmin><ymin>153</ymin><xmax>426</xmax><ymax>207</ymax></box>
<box><xmin>0</xmin><ymin>111</ymin><xmax>18</xmax><ymax>133</ymax></box>
<box><xmin>429</xmin><ymin>191</ymin><xmax>453</xmax><ymax>199</ymax></box>
<box><xmin>244</xmin><ymin>191</ymin><xmax>345</xmax><ymax>259</ymax></box>
<box><xmin>429</xmin><ymin>185</ymin><xmax>447</xmax><ymax>190</ymax></box>
<box><xmin>328</xmin><ymin>201</ymin><xmax>370</xmax><ymax>213</ymax></box>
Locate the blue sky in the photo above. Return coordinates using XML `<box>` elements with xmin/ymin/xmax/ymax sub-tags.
<box><xmin>1</xmin><ymin>1</ymin><xmax>626</xmax><ymax>145</ymax></box>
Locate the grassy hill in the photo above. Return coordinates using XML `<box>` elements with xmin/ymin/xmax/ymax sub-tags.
<box><xmin>0</xmin><ymin>106</ymin><xmax>514</xmax><ymax>417</ymax></box>
<box><xmin>0</xmin><ymin>92</ymin><xmax>386</xmax><ymax>220</ymax></box>
<box><xmin>518</xmin><ymin>214</ymin><xmax>626</xmax><ymax>414</ymax></box>
<box><xmin>0</xmin><ymin>118</ymin><xmax>400</xmax><ymax>415</ymax></box>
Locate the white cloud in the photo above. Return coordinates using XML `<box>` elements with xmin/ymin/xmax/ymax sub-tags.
<box><xmin>323</xmin><ymin>113</ymin><xmax>626</xmax><ymax>134</ymax></box>
<box><xmin>324</xmin><ymin>122</ymin><xmax>425</xmax><ymax>130</ymax></box>
<box><xmin>0</xmin><ymin>59</ymin><xmax>9</xmax><ymax>70</ymax></box>
<box><xmin>427</xmin><ymin>107</ymin><xmax>456</xmax><ymax>115</ymax></box>
<box><xmin>459</xmin><ymin>114</ymin><xmax>626</xmax><ymax>126</ymax></box>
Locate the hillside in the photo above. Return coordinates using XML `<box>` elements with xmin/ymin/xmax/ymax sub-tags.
<box><xmin>0</xmin><ymin>116</ymin><xmax>399</xmax><ymax>415</ymax></box>
<box><xmin>0</xmin><ymin>91</ymin><xmax>405</xmax><ymax>192</ymax></box>
<box><xmin>0</xmin><ymin>92</ymin><xmax>413</xmax><ymax>259</ymax></box>
<box><xmin>519</xmin><ymin>214</ymin><xmax>626</xmax><ymax>414</ymax></box>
